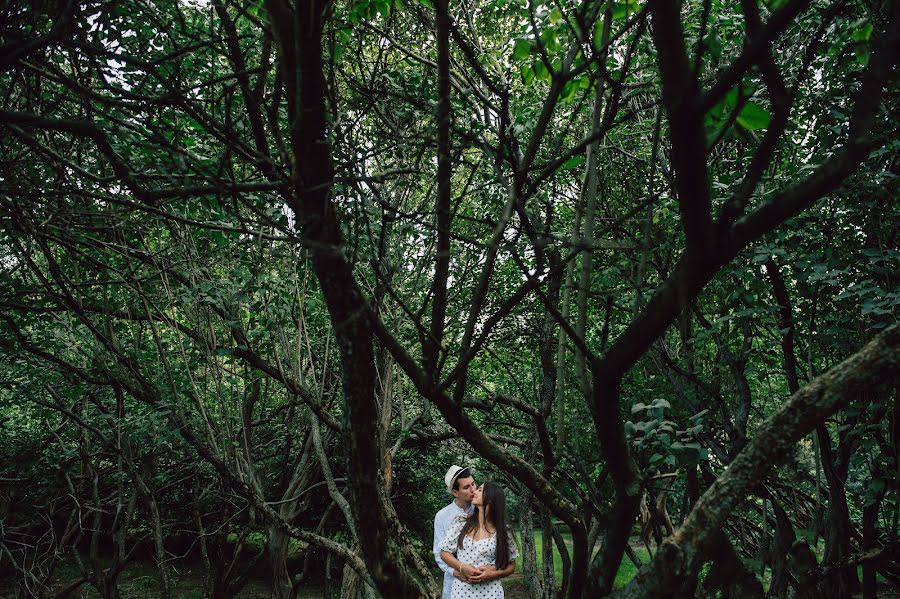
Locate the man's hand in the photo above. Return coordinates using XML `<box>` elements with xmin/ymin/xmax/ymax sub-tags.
<box><xmin>467</xmin><ymin>564</ymin><xmax>496</xmax><ymax>583</ymax></box>
<box><xmin>452</xmin><ymin>568</ymin><xmax>469</xmax><ymax>582</ymax></box>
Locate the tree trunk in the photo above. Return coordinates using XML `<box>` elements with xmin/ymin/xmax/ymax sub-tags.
<box><xmin>519</xmin><ymin>493</ymin><xmax>542</xmax><ymax>599</ymax></box>
<box><xmin>98</xmin><ymin>577</ymin><xmax>122</xmax><ymax>599</ymax></box>
<box><xmin>757</xmin><ymin>499</ymin><xmax>770</xmax><ymax>579</ymax></box>
<box><xmin>339</xmin><ymin>563</ymin><xmax>362</xmax><ymax>599</ymax></box>
<box><xmin>815</xmin><ymin>423</ymin><xmax>858</xmax><ymax>598</ymax></box>
<box><xmin>574</xmin><ymin>4</ymin><xmax>612</xmax><ymax>398</ymax></box>
<box><xmin>264</xmin><ymin>1</ymin><xmax>437</xmax><ymax>595</ymax></box>
<box><xmin>269</xmin><ymin>525</ymin><xmax>295</xmax><ymax>599</ymax></box>
<box><xmin>698</xmin><ymin>531</ymin><xmax>763</xmax><ymax>599</ymax></box>
<box><xmin>767</xmin><ymin>496</ymin><xmax>797</xmax><ymax>598</ymax></box>
<box><xmin>585</xmin><ymin>374</ymin><xmax>643</xmax><ymax>597</ymax></box>
<box><xmin>541</xmin><ymin>509</ymin><xmax>555</xmax><ymax>599</ymax></box>
<box><xmin>768</xmin><ymin>256</ymin><xmax>854</xmax><ymax>597</ymax></box>
<box><xmin>860</xmin><ymin>490</ymin><xmax>884</xmax><ymax>599</ymax></box>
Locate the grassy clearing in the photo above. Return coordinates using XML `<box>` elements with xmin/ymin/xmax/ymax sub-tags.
<box><xmin>519</xmin><ymin>530</ymin><xmax>650</xmax><ymax>590</ymax></box>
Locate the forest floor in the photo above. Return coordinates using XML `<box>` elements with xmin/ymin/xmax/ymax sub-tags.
<box><xmin>10</xmin><ymin>563</ymin><xmax>900</xmax><ymax>598</ymax></box>
<box><xmin>9</xmin><ymin>563</ymin><xmax>536</xmax><ymax>598</ymax></box>
<box><xmin>18</xmin><ymin>562</ymin><xmax>900</xmax><ymax>599</ymax></box>
<box><xmin>11</xmin><ymin>536</ymin><xmax>897</xmax><ymax>598</ymax></box>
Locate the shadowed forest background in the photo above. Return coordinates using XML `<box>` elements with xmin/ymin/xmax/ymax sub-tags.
<box><xmin>0</xmin><ymin>0</ymin><xmax>898</xmax><ymax>597</ymax></box>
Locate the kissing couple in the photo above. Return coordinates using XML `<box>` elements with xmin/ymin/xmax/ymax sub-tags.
<box><xmin>433</xmin><ymin>466</ymin><xmax>519</xmax><ymax>599</ymax></box>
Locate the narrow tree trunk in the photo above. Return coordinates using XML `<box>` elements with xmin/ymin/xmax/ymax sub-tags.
<box><xmin>269</xmin><ymin>525</ymin><xmax>295</xmax><ymax>599</ymax></box>
<box><xmin>585</xmin><ymin>375</ymin><xmax>642</xmax><ymax>596</ymax></box>
<box><xmin>573</xmin><ymin>4</ymin><xmax>612</xmax><ymax>398</ymax></box>
<box><xmin>541</xmin><ymin>510</ymin><xmax>555</xmax><ymax>599</ymax></box>
<box><xmin>861</xmin><ymin>491</ymin><xmax>884</xmax><ymax>599</ymax></box>
<box><xmin>146</xmin><ymin>496</ymin><xmax>172</xmax><ymax>599</ymax></box>
<box><xmin>757</xmin><ymin>499</ymin><xmax>770</xmax><ymax>579</ymax></box>
<box><xmin>768</xmin><ymin>256</ymin><xmax>856</xmax><ymax>596</ymax></box>
<box><xmin>551</xmin><ymin>524</ymin><xmax>572</xmax><ymax>597</ymax></box>
<box><xmin>767</xmin><ymin>496</ymin><xmax>797</xmax><ymax>598</ymax></box>
<box><xmin>815</xmin><ymin>423</ymin><xmax>858</xmax><ymax>598</ymax></box>
<box><xmin>519</xmin><ymin>493</ymin><xmax>542</xmax><ymax>599</ymax></box>
<box><xmin>99</xmin><ymin>577</ymin><xmax>122</xmax><ymax>599</ymax></box>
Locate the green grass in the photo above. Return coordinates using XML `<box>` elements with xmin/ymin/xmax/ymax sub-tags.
<box><xmin>44</xmin><ymin>559</ymin><xmax>283</xmax><ymax>598</ymax></box>
<box><xmin>522</xmin><ymin>530</ymin><xmax>650</xmax><ymax>590</ymax></box>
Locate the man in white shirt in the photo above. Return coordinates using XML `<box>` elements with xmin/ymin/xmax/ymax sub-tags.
<box><xmin>433</xmin><ymin>465</ymin><xmax>476</xmax><ymax>599</ymax></box>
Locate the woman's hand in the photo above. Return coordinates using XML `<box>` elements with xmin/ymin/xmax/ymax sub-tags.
<box><xmin>460</xmin><ymin>563</ymin><xmax>484</xmax><ymax>579</ymax></box>
<box><xmin>466</xmin><ymin>565</ymin><xmax>496</xmax><ymax>583</ymax></box>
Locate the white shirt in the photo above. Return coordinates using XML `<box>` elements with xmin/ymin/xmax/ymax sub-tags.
<box><xmin>433</xmin><ymin>499</ymin><xmax>474</xmax><ymax>599</ymax></box>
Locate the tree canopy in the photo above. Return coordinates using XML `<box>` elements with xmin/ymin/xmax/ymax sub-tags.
<box><xmin>0</xmin><ymin>0</ymin><xmax>898</xmax><ymax>598</ymax></box>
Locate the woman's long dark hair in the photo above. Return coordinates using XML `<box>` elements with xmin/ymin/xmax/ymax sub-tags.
<box><xmin>457</xmin><ymin>481</ymin><xmax>515</xmax><ymax>568</ymax></box>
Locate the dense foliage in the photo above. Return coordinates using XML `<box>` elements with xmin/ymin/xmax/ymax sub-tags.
<box><xmin>0</xmin><ymin>0</ymin><xmax>897</xmax><ymax>598</ymax></box>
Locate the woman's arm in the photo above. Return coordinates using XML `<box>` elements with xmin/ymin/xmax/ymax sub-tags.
<box><xmin>468</xmin><ymin>560</ymin><xmax>515</xmax><ymax>583</ymax></box>
<box><xmin>440</xmin><ymin>550</ymin><xmax>484</xmax><ymax>579</ymax></box>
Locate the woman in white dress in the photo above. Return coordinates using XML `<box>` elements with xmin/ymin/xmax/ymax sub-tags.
<box><xmin>439</xmin><ymin>481</ymin><xmax>518</xmax><ymax>599</ymax></box>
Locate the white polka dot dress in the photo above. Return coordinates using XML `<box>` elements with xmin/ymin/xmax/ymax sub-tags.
<box><xmin>439</xmin><ymin>514</ymin><xmax>519</xmax><ymax>599</ymax></box>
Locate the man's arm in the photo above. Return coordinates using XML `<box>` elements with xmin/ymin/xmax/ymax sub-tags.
<box><xmin>433</xmin><ymin>511</ymin><xmax>454</xmax><ymax>575</ymax></box>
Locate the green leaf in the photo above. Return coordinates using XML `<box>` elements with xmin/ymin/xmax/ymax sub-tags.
<box><xmin>520</xmin><ymin>64</ymin><xmax>534</xmax><ymax>86</ymax></box>
<box><xmin>248</xmin><ymin>0</ymin><xmax>264</xmax><ymax>17</ymax></box>
<box><xmin>736</xmin><ymin>101</ymin><xmax>771</xmax><ymax>130</ymax></box>
<box><xmin>704</xmin><ymin>31</ymin><xmax>722</xmax><ymax>62</ymax></box>
<box><xmin>631</xmin><ymin>402</ymin><xmax>647</xmax><ymax>414</ymax></box>
<box><xmin>852</xmin><ymin>20</ymin><xmax>873</xmax><ymax>43</ymax></box>
<box><xmin>626</xmin><ymin>480</ymin><xmax>641</xmax><ymax>496</ymax></box>
<box><xmin>593</xmin><ymin>19</ymin><xmax>605</xmax><ymax>50</ymax></box>
<box><xmin>540</xmin><ymin>29</ymin><xmax>559</xmax><ymax>52</ymax></box>
<box><xmin>512</xmin><ymin>38</ymin><xmax>531</xmax><ymax>61</ymax></box>
<box><xmin>724</xmin><ymin>87</ymin><xmax>738</xmax><ymax>109</ymax></box>
<box><xmin>560</xmin><ymin>155</ymin><xmax>585</xmax><ymax>171</ymax></box>
<box><xmin>612</xmin><ymin>1</ymin><xmax>638</xmax><ymax>21</ymax></box>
